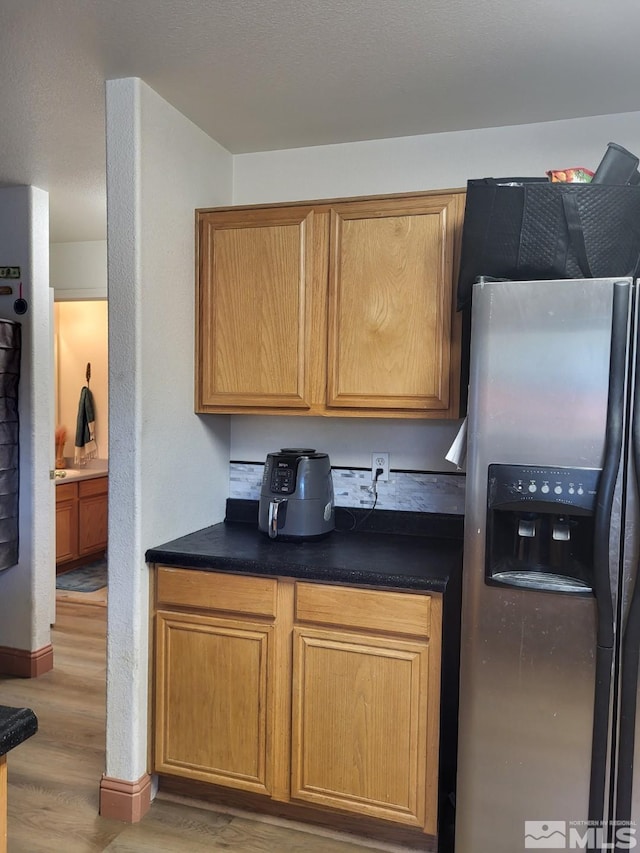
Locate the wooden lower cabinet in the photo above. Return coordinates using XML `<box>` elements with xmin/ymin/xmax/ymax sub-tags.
<box><xmin>291</xmin><ymin>628</ymin><xmax>431</xmax><ymax>828</ymax></box>
<box><xmin>291</xmin><ymin>582</ymin><xmax>440</xmax><ymax>834</ymax></box>
<box><xmin>56</xmin><ymin>476</ymin><xmax>108</xmax><ymax>569</ymax></box>
<box><xmin>55</xmin><ymin>483</ymin><xmax>78</xmax><ymax>565</ymax></box>
<box><xmin>152</xmin><ymin>567</ymin><xmax>442</xmax><ymax>835</ymax></box>
<box><xmin>153</xmin><ymin>568</ymin><xmax>290</xmax><ymax>799</ymax></box>
<box><xmin>77</xmin><ymin>477</ymin><xmax>108</xmax><ymax>557</ymax></box>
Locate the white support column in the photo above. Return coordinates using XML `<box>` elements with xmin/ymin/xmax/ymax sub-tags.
<box><xmin>102</xmin><ymin>77</ymin><xmax>232</xmax><ymax>819</ymax></box>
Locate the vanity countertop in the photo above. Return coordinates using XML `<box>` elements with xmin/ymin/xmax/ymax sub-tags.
<box><xmin>146</xmin><ymin>500</ymin><xmax>463</xmax><ymax>593</ymax></box>
<box><xmin>54</xmin><ymin>461</ymin><xmax>108</xmax><ymax>484</ymax></box>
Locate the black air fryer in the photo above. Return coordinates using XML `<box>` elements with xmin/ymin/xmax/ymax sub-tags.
<box><xmin>258</xmin><ymin>448</ymin><xmax>334</xmax><ymax>540</ymax></box>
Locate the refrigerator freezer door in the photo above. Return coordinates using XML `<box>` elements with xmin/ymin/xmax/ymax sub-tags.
<box><xmin>456</xmin><ymin>278</ymin><xmax>624</xmax><ymax>853</ymax></box>
<box><xmin>615</xmin><ymin>298</ymin><xmax>640</xmax><ymax>832</ymax></box>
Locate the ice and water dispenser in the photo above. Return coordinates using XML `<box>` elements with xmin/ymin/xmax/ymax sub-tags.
<box><xmin>485</xmin><ymin>464</ymin><xmax>600</xmax><ymax>594</ymax></box>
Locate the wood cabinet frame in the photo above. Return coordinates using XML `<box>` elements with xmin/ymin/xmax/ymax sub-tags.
<box><xmin>195</xmin><ymin>188</ymin><xmax>464</xmax><ymax>419</ymax></box>
<box><xmin>151</xmin><ymin>567</ymin><xmax>443</xmax><ymax>836</ymax></box>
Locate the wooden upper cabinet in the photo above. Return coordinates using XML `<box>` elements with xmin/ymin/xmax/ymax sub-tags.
<box><xmin>196</xmin><ymin>190</ymin><xmax>464</xmax><ymax>418</ymax></box>
<box><xmin>196</xmin><ymin>206</ymin><xmax>325</xmax><ymax>410</ymax></box>
<box><xmin>327</xmin><ymin>195</ymin><xmax>464</xmax><ymax>413</ymax></box>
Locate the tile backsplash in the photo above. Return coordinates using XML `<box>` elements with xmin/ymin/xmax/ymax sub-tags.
<box><xmin>230</xmin><ymin>462</ymin><xmax>465</xmax><ymax>515</ymax></box>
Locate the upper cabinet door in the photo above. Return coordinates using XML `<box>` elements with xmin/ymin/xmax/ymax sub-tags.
<box><xmin>196</xmin><ymin>207</ymin><xmax>323</xmax><ymax>411</ymax></box>
<box><xmin>326</xmin><ymin>194</ymin><xmax>464</xmax><ymax>413</ymax></box>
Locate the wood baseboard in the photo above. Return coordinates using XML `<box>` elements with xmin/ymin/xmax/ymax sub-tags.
<box><xmin>0</xmin><ymin>643</ymin><xmax>53</xmax><ymax>677</ymax></box>
<box><xmin>99</xmin><ymin>773</ymin><xmax>152</xmax><ymax>822</ymax></box>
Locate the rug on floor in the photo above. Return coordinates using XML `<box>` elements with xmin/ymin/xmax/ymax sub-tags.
<box><xmin>56</xmin><ymin>560</ymin><xmax>107</xmax><ymax>593</ymax></box>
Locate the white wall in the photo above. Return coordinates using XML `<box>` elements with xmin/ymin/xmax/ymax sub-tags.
<box><xmin>50</xmin><ymin>240</ymin><xmax>107</xmax><ymax>300</ymax></box>
<box><xmin>234</xmin><ymin>111</ymin><xmax>640</xmax><ymax>203</ymax></box>
<box><xmin>0</xmin><ymin>186</ymin><xmax>54</xmax><ymax>651</ymax></box>
<box><xmin>230</xmin><ymin>415</ymin><xmax>460</xmax><ymax>471</ymax></box>
<box><xmin>105</xmin><ymin>77</ymin><xmax>233</xmax><ymax>785</ymax></box>
<box><xmin>232</xmin><ymin>110</ymin><xmax>640</xmax><ymax>472</ymax></box>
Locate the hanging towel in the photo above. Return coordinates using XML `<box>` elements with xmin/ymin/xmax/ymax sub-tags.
<box><xmin>74</xmin><ymin>385</ymin><xmax>97</xmax><ymax>465</ymax></box>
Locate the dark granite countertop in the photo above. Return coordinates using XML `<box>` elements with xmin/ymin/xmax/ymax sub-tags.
<box><xmin>145</xmin><ymin>500</ymin><xmax>464</xmax><ymax>593</ymax></box>
<box><xmin>0</xmin><ymin>705</ymin><xmax>37</xmax><ymax>758</ymax></box>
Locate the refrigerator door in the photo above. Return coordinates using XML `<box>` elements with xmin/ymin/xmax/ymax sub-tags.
<box><xmin>614</xmin><ymin>296</ymin><xmax>640</xmax><ymax>838</ymax></box>
<box><xmin>456</xmin><ymin>278</ymin><xmax>628</xmax><ymax>853</ymax></box>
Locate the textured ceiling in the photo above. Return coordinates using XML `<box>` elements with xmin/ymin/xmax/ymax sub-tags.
<box><xmin>2</xmin><ymin>0</ymin><xmax>640</xmax><ymax>242</ymax></box>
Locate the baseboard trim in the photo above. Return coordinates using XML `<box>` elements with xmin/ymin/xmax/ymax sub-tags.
<box><xmin>99</xmin><ymin>773</ymin><xmax>152</xmax><ymax>822</ymax></box>
<box><xmin>0</xmin><ymin>643</ymin><xmax>54</xmax><ymax>677</ymax></box>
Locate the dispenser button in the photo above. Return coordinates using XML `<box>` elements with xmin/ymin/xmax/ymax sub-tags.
<box><xmin>554</xmin><ymin>485</ymin><xmax>563</xmax><ymax>495</ymax></box>
<box><xmin>541</xmin><ymin>483</ymin><xmax>550</xmax><ymax>494</ymax></box>
<box><xmin>553</xmin><ymin>523</ymin><xmax>571</xmax><ymax>541</ymax></box>
<box><xmin>518</xmin><ymin>519</ymin><xmax>536</xmax><ymax>537</ymax></box>
<box><xmin>577</xmin><ymin>486</ymin><xmax>584</xmax><ymax>495</ymax></box>
<box><xmin>528</xmin><ymin>483</ymin><xmax>537</xmax><ymax>493</ymax></box>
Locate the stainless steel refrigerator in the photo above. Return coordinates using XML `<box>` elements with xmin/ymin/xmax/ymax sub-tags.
<box><xmin>456</xmin><ymin>277</ymin><xmax>640</xmax><ymax>853</ymax></box>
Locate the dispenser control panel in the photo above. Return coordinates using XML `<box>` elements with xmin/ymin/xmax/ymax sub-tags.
<box><xmin>488</xmin><ymin>464</ymin><xmax>601</xmax><ymax>513</ymax></box>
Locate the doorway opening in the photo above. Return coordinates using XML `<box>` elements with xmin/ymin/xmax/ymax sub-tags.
<box><xmin>53</xmin><ymin>299</ymin><xmax>108</xmax><ymax>607</ymax></box>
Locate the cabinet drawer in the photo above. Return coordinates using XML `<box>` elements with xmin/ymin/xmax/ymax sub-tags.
<box><xmin>295</xmin><ymin>582</ymin><xmax>432</xmax><ymax>638</ymax></box>
<box><xmin>156</xmin><ymin>567</ymin><xmax>278</xmax><ymax>618</ymax></box>
<box><xmin>56</xmin><ymin>482</ymin><xmax>77</xmax><ymax>503</ymax></box>
<box><xmin>79</xmin><ymin>476</ymin><xmax>108</xmax><ymax>497</ymax></box>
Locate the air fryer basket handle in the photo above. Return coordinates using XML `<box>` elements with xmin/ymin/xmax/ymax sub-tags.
<box><xmin>268</xmin><ymin>498</ymin><xmax>286</xmax><ymax>539</ymax></box>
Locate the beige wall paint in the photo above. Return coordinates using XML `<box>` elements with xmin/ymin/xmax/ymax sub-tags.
<box><xmin>54</xmin><ymin>301</ymin><xmax>108</xmax><ymax>461</ymax></box>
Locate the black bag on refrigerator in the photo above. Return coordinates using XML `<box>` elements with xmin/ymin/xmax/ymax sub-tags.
<box><xmin>456</xmin><ymin>177</ymin><xmax>640</xmax><ymax>310</ymax></box>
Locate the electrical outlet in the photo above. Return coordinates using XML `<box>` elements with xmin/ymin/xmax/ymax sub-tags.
<box><xmin>371</xmin><ymin>452</ymin><xmax>390</xmax><ymax>482</ymax></box>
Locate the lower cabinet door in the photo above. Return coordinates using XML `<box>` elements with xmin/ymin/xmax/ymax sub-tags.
<box><xmin>55</xmin><ymin>497</ymin><xmax>78</xmax><ymax>564</ymax></box>
<box><xmin>291</xmin><ymin>626</ymin><xmax>431</xmax><ymax>828</ymax></box>
<box><xmin>78</xmin><ymin>492</ymin><xmax>108</xmax><ymax>556</ymax></box>
<box><xmin>154</xmin><ymin>610</ymin><xmax>274</xmax><ymax>795</ymax></box>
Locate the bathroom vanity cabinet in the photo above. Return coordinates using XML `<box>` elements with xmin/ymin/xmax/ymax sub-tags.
<box><xmin>55</xmin><ymin>475</ymin><xmax>108</xmax><ymax>570</ymax></box>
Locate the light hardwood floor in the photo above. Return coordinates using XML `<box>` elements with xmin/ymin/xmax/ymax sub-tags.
<box><xmin>1</xmin><ymin>599</ymin><xmax>420</xmax><ymax>852</ymax></box>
